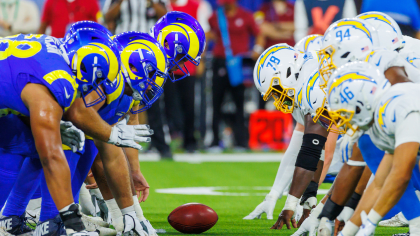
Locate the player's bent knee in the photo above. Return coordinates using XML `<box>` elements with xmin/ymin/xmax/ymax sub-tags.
<box><xmin>295</xmin><ymin>134</ymin><xmax>327</xmax><ymax>171</ymax></box>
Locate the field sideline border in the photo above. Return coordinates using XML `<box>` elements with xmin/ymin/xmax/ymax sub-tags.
<box><xmin>138</xmin><ymin>153</ymin><xmax>284</xmax><ymax>163</ymax></box>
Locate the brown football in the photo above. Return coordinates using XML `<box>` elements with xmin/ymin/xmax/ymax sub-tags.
<box><xmin>168</xmin><ymin>203</ymin><xmax>218</xmax><ymax>234</ymax></box>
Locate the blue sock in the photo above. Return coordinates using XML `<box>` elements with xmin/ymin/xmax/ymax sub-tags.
<box><xmin>0</xmin><ymin>150</ymin><xmax>26</xmax><ymax>209</ymax></box>
<box><xmin>3</xmin><ymin>157</ymin><xmax>42</xmax><ymax>217</ymax></box>
<box><xmin>72</xmin><ymin>140</ymin><xmax>98</xmax><ymax>203</ymax></box>
<box><xmin>40</xmin><ymin>150</ymin><xmax>81</xmax><ymax>221</ymax></box>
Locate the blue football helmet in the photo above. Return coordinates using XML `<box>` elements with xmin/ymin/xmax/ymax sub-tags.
<box><xmin>150</xmin><ymin>11</ymin><xmax>206</xmax><ymax>81</ymax></box>
<box><xmin>61</xmin><ymin>28</ymin><xmax>121</xmax><ymax>107</ymax></box>
<box><xmin>114</xmin><ymin>31</ymin><xmax>168</xmax><ymax>113</ymax></box>
<box><xmin>64</xmin><ymin>21</ymin><xmax>113</xmax><ymax>42</ymax></box>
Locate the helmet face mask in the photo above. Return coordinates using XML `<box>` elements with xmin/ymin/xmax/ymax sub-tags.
<box><xmin>313</xmin><ymin>98</ymin><xmax>347</xmax><ymax>134</ymax></box>
<box><xmin>318</xmin><ymin>45</ymin><xmax>337</xmax><ymax>89</ymax></box>
<box><xmin>264</xmin><ymin>77</ymin><xmax>295</xmax><ymax>113</ymax></box>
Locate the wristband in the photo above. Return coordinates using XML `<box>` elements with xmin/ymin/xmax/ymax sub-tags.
<box><xmin>283</xmin><ymin>194</ymin><xmax>299</xmax><ymax>211</ymax></box>
<box><xmin>253</xmin><ymin>45</ymin><xmax>264</xmax><ymax>54</ymax></box>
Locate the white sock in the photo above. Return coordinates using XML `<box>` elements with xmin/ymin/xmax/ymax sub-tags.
<box><xmin>367</xmin><ymin>209</ymin><xmax>382</xmax><ymax>225</ymax></box>
<box><xmin>271</xmin><ymin>130</ymin><xmax>303</xmax><ymax>197</ymax></box>
<box><xmin>133</xmin><ymin>196</ymin><xmax>145</xmax><ymax>221</ymax></box>
<box><xmin>89</xmin><ymin>188</ymin><xmax>103</xmax><ymax>200</ymax></box>
<box><xmin>340</xmin><ymin>221</ymin><xmax>359</xmax><ymax>236</ymax></box>
<box><xmin>59</xmin><ymin>203</ymin><xmax>74</xmax><ymax>212</ymax></box>
<box><xmin>105</xmin><ymin>199</ymin><xmax>123</xmax><ymax>232</ymax></box>
<box><xmin>79</xmin><ymin>184</ymin><xmax>96</xmax><ymax>216</ymax></box>
<box><xmin>409</xmin><ymin>216</ymin><xmax>420</xmax><ymax>236</ymax></box>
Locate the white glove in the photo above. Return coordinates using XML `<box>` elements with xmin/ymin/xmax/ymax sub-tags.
<box><xmin>318</xmin><ymin>217</ymin><xmax>334</xmax><ymax>236</ymax></box>
<box><xmin>291</xmin><ymin>212</ymin><xmax>320</xmax><ymax>236</ymax></box>
<box><xmin>60</xmin><ymin>120</ymin><xmax>85</xmax><ymax>153</ymax></box>
<box><xmin>108</xmin><ymin>115</ymin><xmax>153</xmax><ymax>150</ymax></box>
<box><xmin>355</xmin><ymin>211</ymin><xmax>376</xmax><ymax>236</ymax></box>
<box><xmin>340</xmin><ymin>125</ymin><xmax>364</xmax><ymax>162</ymax></box>
<box><xmin>337</xmin><ymin>206</ymin><xmax>355</xmax><ymax>223</ymax></box>
<box><xmin>303</xmin><ymin>197</ymin><xmax>318</xmax><ymax>210</ymax></box>
<box><xmin>243</xmin><ymin>192</ymin><xmax>279</xmax><ymax>220</ymax></box>
<box><xmin>123</xmin><ymin>214</ymin><xmax>148</xmax><ymax>236</ymax></box>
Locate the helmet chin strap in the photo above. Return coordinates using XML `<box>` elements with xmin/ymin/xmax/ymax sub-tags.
<box><xmin>122</xmin><ymin>64</ymin><xmax>143</xmax><ymax>102</ymax></box>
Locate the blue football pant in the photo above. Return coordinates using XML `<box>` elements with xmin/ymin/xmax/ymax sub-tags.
<box><xmin>358</xmin><ymin>134</ymin><xmax>420</xmax><ymax>221</ymax></box>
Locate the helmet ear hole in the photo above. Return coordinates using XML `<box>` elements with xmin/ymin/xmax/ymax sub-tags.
<box><xmin>341</xmin><ymin>52</ymin><xmax>350</xmax><ymax>58</ymax></box>
<box><xmin>164</xmin><ymin>40</ymin><xmax>170</xmax><ymax>50</ymax></box>
<box><xmin>81</xmin><ymin>62</ymin><xmax>87</xmax><ymax>73</ymax></box>
<box><xmin>286</xmin><ymin>67</ymin><xmax>291</xmax><ymax>78</ymax></box>
<box><xmin>355</xmin><ymin>106</ymin><xmax>361</xmax><ymax>114</ymax></box>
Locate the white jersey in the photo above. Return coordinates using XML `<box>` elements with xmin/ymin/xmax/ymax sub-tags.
<box><xmin>368</xmin><ymin>83</ymin><xmax>420</xmax><ymax>154</ymax></box>
<box><xmin>291</xmin><ymin>50</ymin><xmax>327</xmax><ymax>127</ymax></box>
<box><xmin>365</xmin><ymin>49</ymin><xmax>420</xmax><ymax>84</ymax></box>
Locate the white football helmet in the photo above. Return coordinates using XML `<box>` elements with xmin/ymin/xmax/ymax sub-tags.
<box><xmin>357</xmin><ymin>11</ymin><xmax>405</xmax><ymax>51</ymax></box>
<box><xmin>318</xmin><ymin>18</ymin><xmax>379</xmax><ymax>89</ymax></box>
<box><xmin>294</xmin><ymin>34</ymin><xmax>323</xmax><ymax>53</ymax></box>
<box><xmin>253</xmin><ymin>43</ymin><xmax>304</xmax><ymax>113</ymax></box>
<box><xmin>326</xmin><ymin>61</ymin><xmax>386</xmax><ymax>132</ymax></box>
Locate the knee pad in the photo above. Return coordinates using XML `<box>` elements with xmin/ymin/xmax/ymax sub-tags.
<box><xmin>345</xmin><ymin>192</ymin><xmax>362</xmax><ymax>210</ymax></box>
<box><xmin>295</xmin><ymin>134</ymin><xmax>327</xmax><ymax>171</ymax></box>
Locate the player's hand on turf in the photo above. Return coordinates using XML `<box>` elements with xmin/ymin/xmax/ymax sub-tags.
<box><xmin>132</xmin><ymin>173</ymin><xmax>150</xmax><ymax>202</ymax></box>
<box><xmin>298</xmin><ymin>196</ymin><xmax>317</xmax><ymax>226</ymax></box>
<box><xmin>60</xmin><ymin>120</ymin><xmax>85</xmax><ymax>153</ymax></box>
<box><xmin>271</xmin><ymin>210</ymin><xmax>297</xmax><ymax>230</ymax></box>
<box><xmin>334</xmin><ymin>219</ymin><xmax>345</xmax><ymax>236</ymax></box>
<box><xmin>108</xmin><ymin>115</ymin><xmax>154</xmax><ymax>150</ymax></box>
<box><xmin>291</xmin><ymin>211</ymin><xmax>320</xmax><ymax>236</ymax></box>
<box><xmin>243</xmin><ymin>193</ymin><xmax>278</xmax><ymax>220</ymax></box>
<box><xmin>339</xmin><ymin>125</ymin><xmax>364</xmax><ymax>162</ymax></box>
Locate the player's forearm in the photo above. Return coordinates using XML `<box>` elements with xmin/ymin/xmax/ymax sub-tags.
<box><xmin>349</xmin><ymin>178</ymin><xmax>381</xmax><ymax>226</ymax></box>
<box><xmin>95</xmin><ymin>140</ymin><xmax>133</xmax><ymax>208</ymax></box>
<box><xmin>124</xmin><ymin>147</ymin><xmax>140</xmax><ymax>174</ymax></box>
<box><xmin>288</xmin><ymin>167</ymin><xmax>315</xmax><ymax>198</ymax></box>
<box><xmin>330</xmin><ymin>163</ymin><xmax>364</xmax><ymax>205</ymax></box>
<box><xmin>64</xmin><ymin>99</ymin><xmax>112</xmax><ymax>142</ymax></box>
<box><xmin>91</xmin><ymin>155</ymin><xmax>114</xmax><ymax>200</ymax></box>
<box><xmin>319</xmin><ymin>131</ymin><xmax>338</xmax><ymax>184</ymax></box>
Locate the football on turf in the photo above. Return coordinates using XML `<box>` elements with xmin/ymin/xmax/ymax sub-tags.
<box><xmin>168</xmin><ymin>203</ymin><xmax>218</xmax><ymax>234</ymax></box>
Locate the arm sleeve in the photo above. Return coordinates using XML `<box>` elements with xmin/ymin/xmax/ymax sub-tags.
<box><xmin>342</xmin><ymin>0</ymin><xmax>357</xmax><ymax>18</ymax></box>
<box><xmin>197</xmin><ymin>0</ymin><xmax>212</xmax><ymax>33</ymax></box>
<box><xmin>11</xmin><ymin>1</ymin><xmax>40</xmax><ymax>34</ymax></box>
<box><xmin>294</xmin><ymin>0</ymin><xmax>308</xmax><ymax>42</ymax></box>
<box><xmin>395</xmin><ymin>111</ymin><xmax>420</xmax><ymax>148</ymax></box>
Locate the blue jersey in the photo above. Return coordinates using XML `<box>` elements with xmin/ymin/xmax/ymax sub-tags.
<box><xmin>0</xmin><ymin>34</ymin><xmax>77</xmax><ymax>117</ymax></box>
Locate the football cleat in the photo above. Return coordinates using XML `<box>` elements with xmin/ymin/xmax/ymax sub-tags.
<box><xmin>82</xmin><ymin>213</ymin><xmax>109</xmax><ymax>228</ymax></box>
<box><xmin>379</xmin><ymin>213</ymin><xmax>409</xmax><ymax>227</ymax></box>
<box><xmin>0</xmin><ymin>214</ymin><xmax>34</xmax><ymax>236</ymax></box>
<box><xmin>34</xmin><ymin>215</ymin><xmax>66</xmax><ymax>236</ymax></box>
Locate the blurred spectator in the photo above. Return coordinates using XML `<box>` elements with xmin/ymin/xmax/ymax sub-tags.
<box><xmin>361</xmin><ymin>0</ymin><xmax>420</xmax><ymax>38</ymax></box>
<box><xmin>104</xmin><ymin>0</ymin><xmax>172</xmax><ymax>158</ymax></box>
<box><xmin>207</xmin><ymin>0</ymin><xmax>264</xmax><ymax>152</ymax></box>
<box><xmin>162</xmin><ymin>0</ymin><xmax>212</xmax><ymax>153</ymax></box>
<box><xmin>255</xmin><ymin>0</ymin><xmax>295</xmax><ymax>48</ymax></box>
<box><xmin>103</xmin><ymin>0</ymin><xmax>166</xmax><ymax>34</ymax></box>
<box><xmin>294</xmin><ymin>0</ymin><xmax>357</xmax><ymax>41</ymax></box>
<box><xmin>38</xmin><ymin>0</ymin><xmax>101</xmax><ymax>37</ymax></box>
<box><xmin>0</xmin><ymin>0</ymin><xmax>40</xmax><ymax>36</ymax></box>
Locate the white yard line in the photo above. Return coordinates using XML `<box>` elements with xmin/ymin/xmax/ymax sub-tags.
<box><xmin>138</xmin><ymin>153</ymin><xmax>284</xmax><ymax>163</ymax></box>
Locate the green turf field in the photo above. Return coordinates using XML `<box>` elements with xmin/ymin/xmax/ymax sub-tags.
<box><xmin>139</xmin><ymin>161</ymin><xmax>408</xmax><ymax>235</ymax></box>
